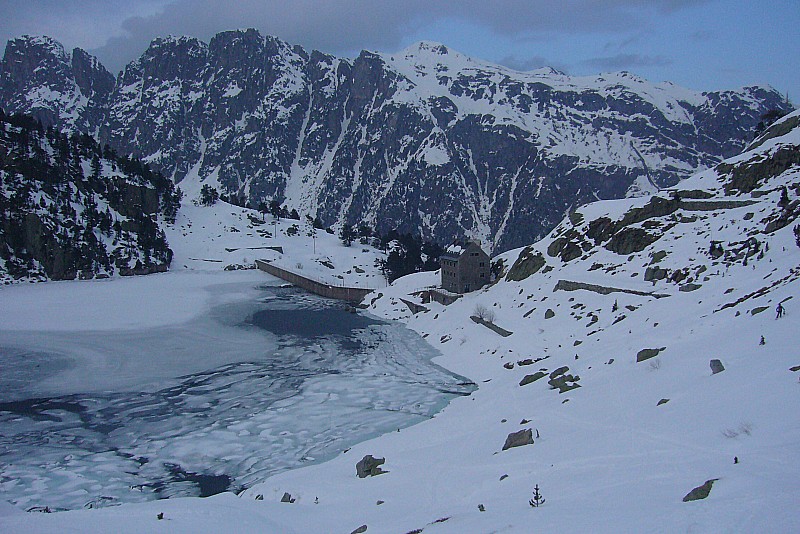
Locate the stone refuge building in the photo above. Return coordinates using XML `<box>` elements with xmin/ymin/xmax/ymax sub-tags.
<box><xmin>440</xmin><ymin>240</ymin><xmax>490</xmax><ymax>294</ymax></box>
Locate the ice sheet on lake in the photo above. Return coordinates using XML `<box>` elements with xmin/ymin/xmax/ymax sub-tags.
<box><xmin>0</xmin><ymin>284</ymin><xmax>474</xmax><ymax>511</ymax></box>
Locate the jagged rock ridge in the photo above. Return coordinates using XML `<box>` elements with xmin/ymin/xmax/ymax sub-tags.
<box><xmin>1</xmin><ymin>31</ymin><xmax>792</xmax><ymax>252</ymax></box>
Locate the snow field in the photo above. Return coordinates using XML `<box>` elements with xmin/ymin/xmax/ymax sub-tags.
<box><xmin>2</xmin><ymin>113</ymin><xmax>798</xmax><ymax>532</ymax></box>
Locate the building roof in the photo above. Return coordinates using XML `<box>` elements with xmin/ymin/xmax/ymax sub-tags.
<box><xmin>440</xmin><ymin>240</ymin><xmax>486</xmax><ymax>260</ymax></box>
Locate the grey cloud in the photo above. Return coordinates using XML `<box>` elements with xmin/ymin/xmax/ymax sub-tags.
<box><xmin>425</xmin><ymin>0</ymin><xmax>710</xmax><ymax>35</ymax></box>
<box><xmin>0</xmin><ymin>1</ymin><xmax>167</xmax><ymax>56</ymax></box>
<box><xmin>1</xmin><ymin>0</ymin><xmax>710</xmax><ymax>73</ymax></box>
<box><xmin>91</xmin><ymin>0</ymin><xmax>428</xmax><ymax>72</ymax></box>
<box><xmin>581</xmin><ymin>53</ymin><xmax>672</xmax><ymax>71</ymax></box>
<box><xmin>602</xmin><ymin>33</ymin><xmax>646</xmax><ymax>53</ymax></box>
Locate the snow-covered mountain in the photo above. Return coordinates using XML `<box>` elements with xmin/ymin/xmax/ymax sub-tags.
<box><xmin>1</xmin><ymin>31</ymin><xmax>792</xmax><ymax>252</ymax></box>
<box><xmin>2</xmin><ymin>103</ymin><xmax>798</xmax><ymax>534</ymax></box>
<box><xmin>0</xmin><ymin>36</ymin><xmax>114</xmax><ymax>133</ymax></box>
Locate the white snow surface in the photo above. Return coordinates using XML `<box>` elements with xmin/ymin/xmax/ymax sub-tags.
<box><xmin>166</xmin><ymin>198</ymin><xmax>387</xmax><ymax>289</ymax></box>
<box><xmin>2</xmin><ymin>122</ymin><xmax>800</xmax><ymax>532</ymax></box>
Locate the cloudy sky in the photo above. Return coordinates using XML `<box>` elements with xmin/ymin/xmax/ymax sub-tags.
<box><xmin>1</xmin><ymin>0</ymin><xmax>797</xmax><ymax>98</ymax></box>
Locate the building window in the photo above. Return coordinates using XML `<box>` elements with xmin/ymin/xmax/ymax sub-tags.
<box><xmin>479</xmin><ymin>262</ymin><xmax>484</xmax><ymax>267</ymax></box>
<box><xmin>480</xmin><ymin>273</ymin><xmax>485</xmax><ymax>278</ymax></box>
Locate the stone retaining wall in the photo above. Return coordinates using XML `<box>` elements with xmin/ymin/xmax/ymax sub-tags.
<box><xmin>255</xmin><ymin>259</ymin><xmax>374</xmax><ymax>303</ymax></box>
<box><xmin>554</xmin><ymin>279</ymin><xmax>670</xmax><ymax>299</ymax></box>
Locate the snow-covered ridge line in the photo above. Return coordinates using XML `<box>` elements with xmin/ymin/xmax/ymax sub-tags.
<box><xmin>1</xmin><ymin>31</ymin><xmax>791</xmax><ymax>253</ymax></box>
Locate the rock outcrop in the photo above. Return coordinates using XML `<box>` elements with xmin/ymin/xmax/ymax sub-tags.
<box><xmin>502</xmin><ymin>429</ymin><xmax>534</xmax><ymax>450</ymax></box>
<box><xmin>356</xmin><ymin>455</ymin><xmax>386</xmax><ymax>478</ymax></box>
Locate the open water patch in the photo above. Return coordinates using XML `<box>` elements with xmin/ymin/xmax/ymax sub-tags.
<box><xmin>0</xmin><ymin>283</ymin><xmax>474</xmax><ymax>512</ymax></box>
<box><xmin>248</xmin><ymin>308</ymin><xmax>382</xmax><ymax>338</ymax></box>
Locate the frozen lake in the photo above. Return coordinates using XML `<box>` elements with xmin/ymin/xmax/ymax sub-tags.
<box><xmin>0</xmin><ymin>279</ymin><xmax>474</xmax><ymax>512</ymax></box>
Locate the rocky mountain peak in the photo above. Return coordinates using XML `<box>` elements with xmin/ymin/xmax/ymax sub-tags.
<box><xmin>0</xmin><ymin>35</ymin><xmax>111</xmax><ymax>130</ymax></box>
<box><xmin>0</xmin><ymin>32</ymin><xmax>793</xmax><ymax>252</ymax></box>
<box><xmin>136</xmin><ymin>35</ymin><xmax>209</xmax><ymax>81</ymax></box>
<box><xmin>70</xmin><ymin>47</ymin><xmax>115</xmax><ymax>103</ymax></box>
<box><xmin>1</xmin><ymin>35</ymin><xmax>72</xmax><ymax>97</ymax></box>
<box><xmin>402</xmin><ymin>40</ymin><xmax>453</xmax><ymax>59</ymax></box>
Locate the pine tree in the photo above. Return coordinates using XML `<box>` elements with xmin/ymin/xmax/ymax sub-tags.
<box><xmin>200</xmin><ymin>184</ymin><xmax>219</xmax><ymax>206</ymax></box>
<box><xmin>340</xmin><ymin>223</ymin><xmax>356</xmax><ymax>246</ymax></box>
<box><xmin>529</xmin><ymin>484</ymin><xmax>546</xmax><ymax>507</ymax></box>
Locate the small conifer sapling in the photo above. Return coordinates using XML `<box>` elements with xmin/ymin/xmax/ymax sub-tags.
<box><xmin>529</xmin><ymin>484</ymin><xmax>546</xmax><ymax>507</ymax></box>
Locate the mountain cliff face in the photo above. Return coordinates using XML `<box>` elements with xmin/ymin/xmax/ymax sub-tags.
<box><xmin>0</xmin><ymin>31</ymin><xmax>792</xmax><ymax>252</ymax></box>
<box><xmin>0</xmin><ymin>36</ymin><xmax>114</xmax><ymax>133</ymax></box>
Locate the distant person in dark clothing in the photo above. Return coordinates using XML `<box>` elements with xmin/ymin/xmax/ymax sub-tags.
<box><xmin>776</xmin><ymin>303</ymin><xmax>784</xmax><ymax>319</ymax></box>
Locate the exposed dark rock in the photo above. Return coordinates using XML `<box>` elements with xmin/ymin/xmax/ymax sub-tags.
<box><xmin>606</xmin><ymin>227</ymin><xmax>660</xmax><ymax>255</ymax></box>
<box><xmin>519</xmin><ymin>372</ymin><xmax>547</xmax><ymax>386</ymax></box>
<box><xmin>502</xmin><ymin>429</ymin><xmax>533</xmax><ymax>450</ymax></box>
<box><xmin>710</xmin><ymin>359</ymin><xmax>725</xmax><ymax>374</ymax></box>
<box><xmin>682</xmin><ymin>479</ymin><xmax>719</xmax><ymax>502</ymax></box>
<box><xmin>506</xmin><ymin>247</ymin><xmax>546</xmax><ymax>281</ymax></box>
<box><xmin>547</xmin><ymin>367</ymin><xmax>581</xmax><ymax>393</ymax></box>
<box><xmin>547</xmin><ymin>231</ymin><xmax>585</xmax><ymax>262</ymax></box>
<box><xmin>586</xmin><ymin>216</ymin><xmax>614</xmax><ymax>245</ymax></box>
<box><xmin>280</xmin><ymin>492</ymin><xmax>295</xmax><ymax>503</ymax></box>
<box><xmin>554</xmin><ymin>279</ymin><xmax>669</xmax><ymax>298</ymax></box>
<box><xmin>718</xmin><ymin>145</ymin><xmax>800</xmax><ymax>194</ymax></box>
<box><xmin>636</xmin><ymin>347</ymin><xmax>665</xmax><ymax>362</ymax></box>
<box><xmin>749</xmin><ymin>115</ymin><xmax>800</xmax><ymax>152</ymax></box>
<box><xmin>657</xmin><ymin>398</ymin><xmax>670</xmax><ymax>406</ymax></box>
<box><xmin>644</xmin><ymin>266</ymin><xmax>668</xmax><ymax>282</ymax></box>
<box><xmin>544</xmin><ymin>309</ymin><xmax>555</xmax><ymax>319</ymax></box>
<box><xmin>618</xmin><ymin>196</ymin><xmax>680</xmax><ymax>228</ymax></box>
<box><xmin>650</xmin><ymin>250</ymin><xmax>668</xmax><ymax>263</ymax></box>
<box><xmin>356</xmin><ymin>455</ymin><xmax>386</xmax><ymax>478</ymax></box>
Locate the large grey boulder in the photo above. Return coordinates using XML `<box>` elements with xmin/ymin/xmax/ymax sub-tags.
<box><xmin>356</xmin><ymin>455</ymin><xmax>386</xmax><ymax>478</ymax></box>
<box><xmin>682</xmin><ymin>478</ymin><xmax>719</xmax><ymax>502</ymax></box>
<box><xmin>710</xmin><ymin>359</ymin><xmax>725</xmax><ymax>374</ymax></box>
<box><xmin>502</xmin><ymin>429</ymin><xmax>534</xmax><ymax>451</ymax></box>
<box><xmin>636</xmin><ymin>347</ymin><xmax>665</xmax><ymax>362</ymax></box>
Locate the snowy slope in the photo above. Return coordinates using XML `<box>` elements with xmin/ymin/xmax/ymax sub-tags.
<box><xmin>165</xmin><ymin>197</ymin><xmax>387</xmax><ymax>289</ymax></box>
<box><xmin>1</xmin><ymin>114</ymin><xmax>798</xmax><ymax>533</ymax></box>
